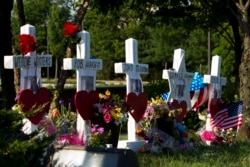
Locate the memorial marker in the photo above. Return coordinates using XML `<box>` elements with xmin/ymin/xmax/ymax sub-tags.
<box><xmin>115</xmin><ymin>38</ymin><xmax>149</xmax><ymax>144</ymax></box>
<box><xmin>4</xmin><ymin>24</ymin><xmax>52</xmax><ymax>134</ymax></box>
<box><xmin>162</xmin><ymin>49</ymin><xmax>194</xmax><ymax>109</ymax></box>
<box><xmin>63</xmin><ymin>30</ymin><xmax>102</xmax><ymax>143</ymax></box>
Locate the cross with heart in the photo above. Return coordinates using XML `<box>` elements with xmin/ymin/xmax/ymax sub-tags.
<box><xmin>162</xmin><ymin>49</ymin><xmax>194</xmax><ymax>119</ymax></box>
<box><xmin>63</xmin><ymin>30</ymin><xmax>102</xmax><ymax>143</ymax></box>
<box><xmin>4</xmin><ymin>24</ymin><xmax>52</xmax><ymax>134</ymax></box>
<box><xmin>204</xmin><ymin>55</ymin><xmax>227</xmax><ymax>132</ymax></box>
<box><xmin>115</xmin><ymin>38</ymin><xmax>149</xmax><ymax>141</ymax></box>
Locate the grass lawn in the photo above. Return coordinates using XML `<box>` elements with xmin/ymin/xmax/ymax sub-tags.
<box><xmin>137</xmin><ymin>140</ymin><xmax>250</xmax><ymax>167</ymax></box>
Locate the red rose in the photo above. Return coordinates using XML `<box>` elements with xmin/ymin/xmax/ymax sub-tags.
<box><xmin>63</xmin><ymin>22</ymin><xmax>78</xmax><ymax>36</ymax></box>
<box><xmin>19</xmin><ymin>34</ymin><xmax>37</xmax><ymax>56</ymax></box>
<box><xmin>103</xmin><ymin>113</ymin><xmax>112</xmax><ymax>123</ymax></box>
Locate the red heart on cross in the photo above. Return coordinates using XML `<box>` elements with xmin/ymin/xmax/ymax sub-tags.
<box><xmin>18</xmin><ymin>87</ymin><xmax>51</xmax><ymax>125</ymax></box>
<box><xmin>126</xmin><ymin>92</ymin><xmax>147</xmax><ymax>122</ymax></box>
<box><xmin>208</xmin><ymin>98</ymin><xmax>223</xmax><ymax>117</ymax></box>
<box><xmin>170</xmin><ymin>99</ymin><xmax>188</xmax><ymax>123</ymax></box>
<box><xmin>74</xmin><ymin>90</ymin><xmax>99</xmax><ymax>120</ymax></box>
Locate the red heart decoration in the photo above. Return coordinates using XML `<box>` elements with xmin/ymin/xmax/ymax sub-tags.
<box><xmin>208</xmin><ymin>98</ymin><xmax>223</xmax><ymax>117</ymax></box>
<box><xmin>170</xmin><ymin>99</ymin><xmax>188</xmax><ymax>123</ymax></box>
<box><xmin>126</xmin><ymin>92</ymin><xmax>147</xmax><ymax>122</ymax></box>
<box><xmin>74</xmin><ymin>90</ymin><xmax>99</xmax><ymax>120</ymax></box>
<box><xmin>18</xmin><ymin>87</ymin><xmax>51</xmax><ymax>125</ymax></box>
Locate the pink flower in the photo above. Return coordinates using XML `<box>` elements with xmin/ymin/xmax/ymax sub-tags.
<box><xmin>103</xmin><ymin>113</ymin><xmax>112</xmax><ymax>123</ymax></box>
<box><xmin>97</xmin><ymin>127</ymin><xmax>104</xmax><ymax>134</ymax></box>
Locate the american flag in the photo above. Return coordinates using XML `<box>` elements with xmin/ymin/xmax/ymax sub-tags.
<box><xmin>220</xmin><ymin>101</ymin><xmax>243</xmax><ymax>129</ymax></box>
<box><xmin>161</xmin><ymin>72</ymin><xmax>209</xmax><ymax>110</ymax></box>
<box><xmin>209</xmin><ymin>98</ymin><xmax>228</xmax><ymax>128</ymax></box>
<box><xmin>189</xmin><ymin>72</ymin><xmax>209</xmax><ymax>110</ymax></box>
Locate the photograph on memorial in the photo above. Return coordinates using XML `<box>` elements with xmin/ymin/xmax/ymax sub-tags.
<box><xmin>81</xmin><ymin>76</ymin><xmax>94</xmax><ymax>91</ymax></box>
<box><xmin>130</xmin><ymin>79</ymin><xmax>142</xmax><ymax>93</ymax></box>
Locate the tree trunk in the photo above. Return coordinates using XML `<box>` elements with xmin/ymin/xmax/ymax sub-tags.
<box><xmin>0</xmin><ymin>0</ymin><xmax>16</xmax><ymax>109</ymax></box>
<box><xmin>238</xmin><ymin>35</ymin><xmax>250</xmax><ymax>139</ymax></box>
<box><xmin>237</xmin><ymin>1</ymin><xmax>250</xmax><ymax>138</ymax></box>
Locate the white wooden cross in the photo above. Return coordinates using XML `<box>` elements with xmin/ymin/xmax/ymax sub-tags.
<box><xmin>63</xmin><ymin>30</ymin><xmax>102</xmax><ymax>143</ymax></box>
<box><xmin>4</xmin><ymin>24</ymin><xmax>52</xmax><ymax>134</ymax></box>
<box><xmin>115</xmin><ymin>38</ymin><xmax>149</xmax><ymax>142</ymax></box>
<box><xmin>162</xmin><ymin>49</ymin><xmax>194</xmax><ymax>109</ymax></box>
<box><xmin>204</xmin><ymin>55</ymin><xmax>227</xmax><ymax>132</ymax></box>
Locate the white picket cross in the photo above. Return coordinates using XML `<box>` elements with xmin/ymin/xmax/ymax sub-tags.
<box><xmin>115</xmin><ymin>38</ymin><xmax>149</xmax><ymax>150</ymax></box>
<box><xmin>204</xmin><ymin>56</ymin><xmax>227</xmax><ymax>136</ymax></box>
<box><xmin>4</xmin><ymin>24</ymin><xmax>52</xmax><ymax>134</ymax></box>
<box><xmin>162</xmin><ymin>49</ymin><xmax>194</xmax><ymax>109</ymax></box>
<box><xmin>63</xmin><ymin>30</ymin><xmax>102</xmax><ymax>143</ymax></box>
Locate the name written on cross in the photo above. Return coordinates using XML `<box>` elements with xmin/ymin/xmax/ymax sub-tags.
<box><xmin>5</xmin><ymin>55</ymin><xmax>52</xmax><ymax>69</ymax></box>
<box><xmin>167</xmin><ymin>71</ymin><xmax>194</xmax><ymax>80</ymax></box>
<box><xmin>115</xmin><ymin>63</ymin><xmax>148</xmax><ymax>73</ymax></box>
<box><xmin>64</xmin><ymin>58</ymin><xmax>102</xmax><ymax>70</ymax></box>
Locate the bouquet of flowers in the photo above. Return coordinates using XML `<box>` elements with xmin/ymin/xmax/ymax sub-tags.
<box><xmin>90</xmin><ymin>90</ymin><xmax>128</xmax><ymax>148</ymax></box>
<box><xmin>46</xmin><ymin>98</ymin><xmax>83</xmax><ymax>145</ymax></box>
<box><xmin>92</xmin><ymin>90</ymin><xmax>128</xmax><ymax>126</ymax></box>
<box><xmin>213</xmin><ymin>127</ymin><xmax>237</xmax><ymax>146</ymax></box>
<box><xmin>136</xmin><ymin>96</ymin><xmax>192</xmax><ymax>153</ymax></box>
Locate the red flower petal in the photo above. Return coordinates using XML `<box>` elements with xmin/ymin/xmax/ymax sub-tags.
<box><xmin>63</xmin><ymin>22</ymin><xmax>78</xmax><ymax>36</ymax></box>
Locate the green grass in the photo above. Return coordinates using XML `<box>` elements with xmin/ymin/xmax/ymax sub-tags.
<box><xmin>137</xmin><ymin>140</ymin><xmax>250</xmax><ymax>167</ymax></box>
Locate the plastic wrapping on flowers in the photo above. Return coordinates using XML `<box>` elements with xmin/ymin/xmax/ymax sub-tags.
<box><xmin>136</xmin><ymin>96</ymin><xmax>198</xmax><ymax>153</ymax></box>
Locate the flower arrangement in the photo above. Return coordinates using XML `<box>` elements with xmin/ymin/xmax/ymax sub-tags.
<box><xmin>19</xmin><ymin>34</ymin><xmax>37</xmax><ymax>55</ymax></box>
<box><xmin>49</xmin><ymin>98</ymin><xmax>77</xmax><ymax>135</ymax></box>
<box><xmin>92</xmin><ymin>90</ymin><xmax>128</xmax><ymax>126</ymax></box>
<box><xmin>136</xmin><ymin>96</ymin><xmax>182</xmax><ymax>139</ymax></box>
<box><xmin>136</xmin><ymin>96</ymin><xmax>193</xmax><ymax>153</ymax></box>
<box><xmin>45</xmin><ymin>98</ymin><xmax>83</xmax><ymax>145</ymax></box>
<box><xmin>87</xmin><ymin>124</ymin><xmax>111</xmax><ymax>147</ymax></box>
<box><xmin>89</xmin><ymin>90</ymin><xmax>128</xmax><ymax>148</ymax></box>
<box><xmin>213</xmin><ymin>127</ymin><xmax>237</xmax><ymax>146</ymax></box>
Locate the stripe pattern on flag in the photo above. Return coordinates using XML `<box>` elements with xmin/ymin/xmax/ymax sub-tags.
<box><xmin>221</xmin><ymin>101</ymin><xmax>243</xmax><ymax>129</ymax></box>
<box><xmin>189</xmin><ymin>72</ymin><xmax>209</xmax><ymax>109</ymax></box>
<box><xmin>209</xmin><ymin>98</ymin><xmax>228</xmax><ymax>128</ymax></box>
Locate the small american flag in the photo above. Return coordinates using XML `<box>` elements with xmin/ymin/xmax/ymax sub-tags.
<box><xmin>221</xmin><ymin>101</ymin><xmax>243</xmax><ymax>130</ymax></box>
<box><xmin>209</xmin><ymin>98</ymin><xmax>228</xmax><ymax>128</ymax></box>
<box><xmin>190</xmin><ymin>72</ymin><xmax>209</xmax><ymax>110</ymax></box>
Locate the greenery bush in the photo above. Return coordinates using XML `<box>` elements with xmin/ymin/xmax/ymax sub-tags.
<box><xmin>0</xmin><ymin>109</ymin><xmax>55</xmax><ymax>167</ymax></box>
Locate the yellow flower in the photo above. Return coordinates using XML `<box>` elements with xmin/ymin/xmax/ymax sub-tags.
<box><xmin>99</xmin><ymin>93</ymin><xmax>104</xmax><ymax>99</ymax></box>
<box><xmin>111</xmin><ymin>107</ymin><xmax>121</xmax><ymax>120</ymax></box>
<box><xmin>105</xmin><ymin>89</ymin><xmax>111</xmax><ymax>96</ymax></box>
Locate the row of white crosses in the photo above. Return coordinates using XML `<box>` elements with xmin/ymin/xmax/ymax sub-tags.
<box><xmin>4</xmin><ymin>24</ymin><xmax>52</xmax><ymax>134</ymax></box>
<box><xmin>115</xmin><ymin>38</ymin><xmax>149</xmax><ymax>142</ymax></box>
<box><xmin>163</xmin><ymin>49</ymin><xmax>227</xmax><ymax>145</ymax></box>
<box><xmin>63</xmin><ymin>30</ymin><xmax>103</xmax><ymax>143</ymax></box>
<box><xmin>64</xmin><ymin>35</ymin><xmax>149</xmax><ymax>145</ymax></box>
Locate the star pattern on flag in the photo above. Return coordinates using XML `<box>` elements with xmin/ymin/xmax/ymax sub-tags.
<box><xmin>221</xmin><ymin>101</ymin><xmax>243</xmax><ymax>129</ymax></box>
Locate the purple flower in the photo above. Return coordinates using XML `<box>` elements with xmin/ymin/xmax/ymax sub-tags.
<box><xmin>59</xmin><ymin>98</ymin><xmax>64</xmax><ymax>105</ymax></box>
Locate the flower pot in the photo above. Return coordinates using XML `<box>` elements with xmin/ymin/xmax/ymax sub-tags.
<box><xmin>103</xmin><ymin>122</ymin><xmax>121</xmax><ymax>148</ymax></box>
